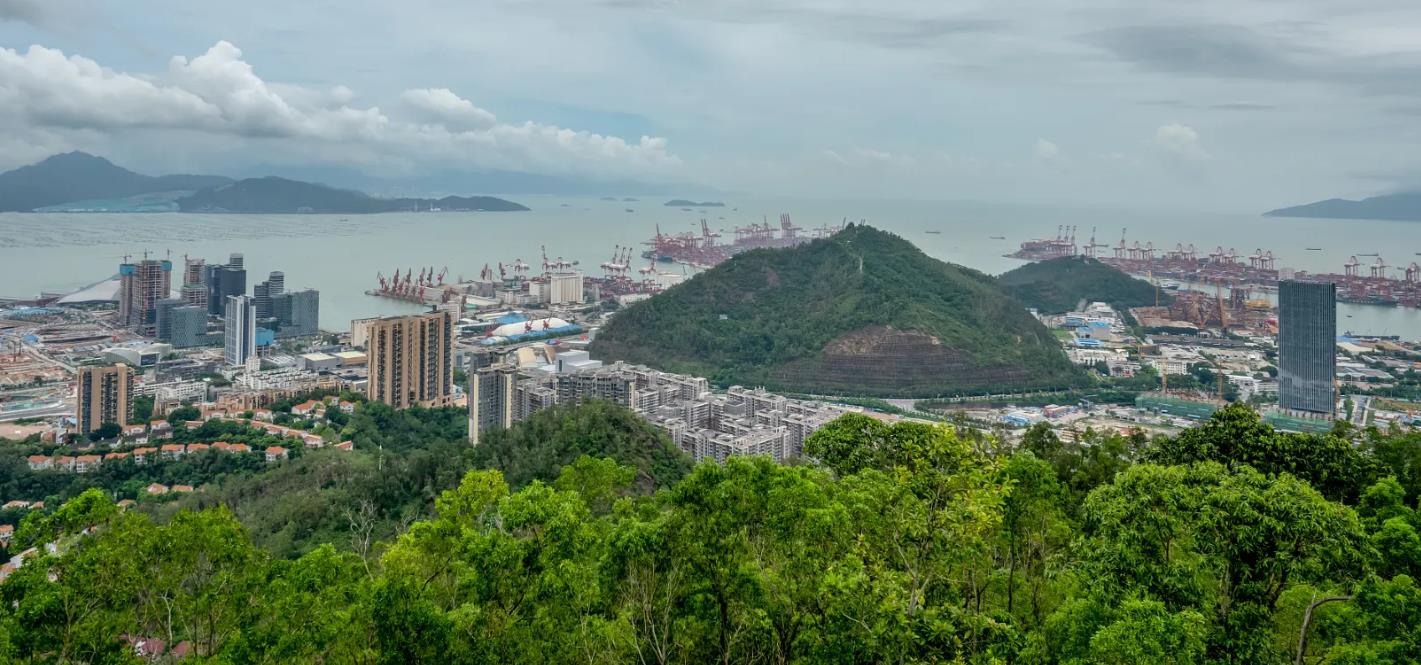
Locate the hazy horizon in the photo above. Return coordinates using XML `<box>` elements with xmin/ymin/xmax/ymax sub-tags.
<box><xmin>6</xmin><ymin>0</ymin><xmax>1421</xmax><ymax>211</ymax></box>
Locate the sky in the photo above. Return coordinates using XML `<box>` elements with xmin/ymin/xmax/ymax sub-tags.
<box><xmin>3</xmin><ymin>0</ymin><xmax>1421</xmax><ymax>211</ymax></box>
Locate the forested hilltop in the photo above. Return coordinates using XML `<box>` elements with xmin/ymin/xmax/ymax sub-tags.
<box><xmin>2</xmin><ymin>404</ymin><xmax>1420</xmax><ymax>663</ymax></box>
<box><xmin>997</xmin><ymin>255</ymin><xmax>1167</xmax><ymax>314</ymax></box>
<box><xmin>592</xmin><ymin>224</ymin><xmax>1084</xmax><ymax>397</ymax></box>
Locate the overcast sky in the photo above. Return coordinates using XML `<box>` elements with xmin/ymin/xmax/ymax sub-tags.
<box><xmin>4</xmin><ymin>0</ymin><xmax>1421</xmax><ymax>211</ymax></box>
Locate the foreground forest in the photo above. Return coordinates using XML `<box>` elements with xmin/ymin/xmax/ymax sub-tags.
<box><xmin>2</xmin><ymin>404</ymin><xmax>1420</xmax><ymax>663</ymax></box>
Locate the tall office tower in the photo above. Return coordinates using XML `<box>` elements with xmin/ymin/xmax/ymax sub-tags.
<box><xmin>253</xmin><ymin>271</ymin><xmax>285</xmax><ymax>319</ymax></box>
<box><xmin>1278</xmin><ymin>280</ymin><xmax>1337</xmax><ymax>416</ymax></box>
<box><xmin>224</xmin><ymin>296</ymin><xmax>256</xmax><ymax>367</ymax></box>
<box><xmin>182</xmin><ymin>257</ymin><xmax>208</xmax><ymax>309</ymax></box>
<box><xmin>365</xmin><ymin>311</ymin><xmax>454</xmax><ymax>409</ymax></box>
<box><xmin>228</xmin><ymin>252</ymin><xmax>244</xmax><ymax>269</ymax></box>
<box><xmin>117</xmin><ymin>258</ymin><xmax>172</xmax><ymax>335</ymax></box>
<box><xmin>468</xmin><ymin>363</ymin><xmax>517</xmax><ymax>444</ymax></box>
<box><xmin>76</xmin><ymin>364</ymin><xmax>133</xmax><ymax>435</ymax></box>
<box><xmin>205</xmin><ymin>254</ymin><xmax>247</xmax><ymax>315</ymax></box>
<box><xmin>170</xmin><ymin>305</ymin><xmax>209</xmax><ymax>348</ymax></box>
<box><xmin>272</xmin><ymin>288</ymin><xmax>319</xmax><ymax>338</ymax></box>
<box><xmin>154</xmin><ymin>298</ymin><xmax>185</xmax><ymax>341</ymax></box>
<box><xmin>253</xmin><ymin>281</ymin><xmax>271</xmax><ymax>319</ymax></box>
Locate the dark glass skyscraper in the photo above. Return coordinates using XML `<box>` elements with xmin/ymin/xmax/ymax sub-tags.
<box><xmin>1278</xmin><ymin>280</ymin><xmax>1336</xmax><ymax>415</ymax></box>
<box><xmin>205</xmin><ymin>253</ymin><xmax>247</xmax><ymax>316</ymax></box>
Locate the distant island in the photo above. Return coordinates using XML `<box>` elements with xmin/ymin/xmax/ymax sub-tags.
<box><xmin>1264</xmin><ymin>191</ymin><xmax>1421</xmax><ymax>221</ymax></box>
<box><xmin>0</xmin><ymin>151</ymin><xmax>528</xmax><ymax>214</ymax></box>
<box><xmin>664</xmin><ymin>199</ymin><xmax>724</xmax><ymax>207</ymax></box>
<box><xmin>177</xmin><ymin>177</ymin><xmax>528</xmax><ymax>213</ymax></box>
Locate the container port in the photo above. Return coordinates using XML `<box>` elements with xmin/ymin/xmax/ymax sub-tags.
<box><xmin>641</xmin><ymin>214</ymin><xmax>846</xmax><ymax>268</ymax></box>
<box><xmin>1008</xmin><ymin>226</ymin><xmax>1421</xmax><ymax>308</ymax></box>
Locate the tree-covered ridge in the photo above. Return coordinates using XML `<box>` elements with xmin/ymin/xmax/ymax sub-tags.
<box><xmin>591</xmin><ymin>224</ymin><xmax>1084</xmax><ymax>396</ymax></box>
<box><xmin>996</xmin><ymin>255</ymin><xmax>1166</xmax><ymax>314</ymax></box>
<box><xmin>3</xmin><ymin>405</ymin><xmax>1420</xmax><ymax>663</ymax></box>
<box><xmin>468</xmin><ymin>400</ymin><xmax>692</xmax><ymax>491</ymax></box>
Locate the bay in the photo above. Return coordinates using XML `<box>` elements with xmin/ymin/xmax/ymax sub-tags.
<box><xmin>1</xmin><ymin>195</ymin><xmax>1418</xmax><ymax>339</ymax></box>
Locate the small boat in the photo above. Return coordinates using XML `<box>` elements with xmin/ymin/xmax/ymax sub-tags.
<box><xmin>990</xmin><ymin>235</ymin><xmax>1006</xmax><ymax>240</ymax></box>
<box><xmin>1359</xmin><ymin>253</ymin><xmax>1379</xmax><ymax>257</ymax></box>
<box><xmin>925</xmin><ymin>230</ymin><xmax>942</xmax><ymax>235</ymax></box>
<box><xmin>1305</xmin><ymin>247</ymin><xmax>1322</xmax><ymax>251</ymax></box>
<box><xmin>625</xmin><ymin>208</ymin><xmax>635</xmax><ymax>213</ymax></box>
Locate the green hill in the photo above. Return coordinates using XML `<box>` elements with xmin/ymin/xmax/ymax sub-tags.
<box><xmin>997</xmin><ymin>256</ymin><xmax>1165</xmax><ymax>314</ymax></box>
<box><xmin>590</xmin><ymin>224</ymin><xmax>1083</xmax><ymax>397</ymax></box>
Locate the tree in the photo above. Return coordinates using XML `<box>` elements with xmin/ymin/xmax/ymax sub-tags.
<box><xmin>88</xmin><ymin>421</ymin><xmax>121</xmax><ymax>442</ymax></box>
<box><xmin>133</xmin><ymin>395</ymin><xmax>154</xmax><ymax>422</ymax></box>
<box><xmin>167</xmin><ymin>405</ymin><xmax>201</xmax><ymax>424</ymax></box>
<box><xmin>1064</xmin><ymin>463</ymin><xmax>1368</xmax><ymax>663</ymax></box>
<box><xmin>1151</xmin><ymin>404</ymin><xmax>1377</xmax><ymax>502</ymax></box>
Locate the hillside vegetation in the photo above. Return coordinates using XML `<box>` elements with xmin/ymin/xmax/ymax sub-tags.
<box><xmin>591</xmin><ymin>224</ymin><xmax>1083</xmax><ymax>397</ymax></box>
<box><xmin>468</xmin><ymin>400</ymin><xmax>692</xmax><ymax>491</ymax></box>
<box><xmin>997</xmin><ymin>255</ymin><xmax>1165</xmax><ymax>314</ymax></box>
<box><xmin>4</xmin><ymin>406</ymin><xmax>1421</xmax><ymax>663</ymax></box>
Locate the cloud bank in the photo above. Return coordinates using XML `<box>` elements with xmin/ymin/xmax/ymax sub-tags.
<box><xmin>0</xmin><ymin>41</ymin><xmax>680</xmax><ymax>179</ymax></box>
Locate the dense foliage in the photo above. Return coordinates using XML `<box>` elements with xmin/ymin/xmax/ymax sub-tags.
<box><xmin>468</xmin><ymin>400</ymin><xmax>692</xmax><ymax>491</ymax></box>
<box><xmin>996</xmin><ymin>255</ymin><xmax>1166</xmax><ymax>314</ymax></box>
<box><xmin>3</xmin><ymin>405</ymin><xmax>1420</xmax><ymax>663</ymax></box>
<box><xmin>0</xmin><ymin>401</ymin><xmax>689</xmax><ymax>558</ymax></box>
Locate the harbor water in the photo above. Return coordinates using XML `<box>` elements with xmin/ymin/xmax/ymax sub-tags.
<box><xmin>2</xmin><ymin>195</ymin><xmax>1421</xmax><ymax>339</ymax></box>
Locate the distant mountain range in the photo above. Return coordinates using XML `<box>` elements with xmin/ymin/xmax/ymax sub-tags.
<box><xmin>1264</xmin><ymin>192</ymin><xmax>1421</xmax><ymax>221</ymax></box>
<box><xmin>0</xmin><ymin>152</ymin><xmax>232</xmax><ymax>212</ymax></box>
<box><xmin>0</xmin><ymin>152</ymin><xmax>527</xmax><ymax>213</ymax></box>
<box><xmin>177</xmin><ymin>177</ymin><xmax>528</xmax><ymax>213</ymax></box>
<box><xmin>664</xmin><ymin>199</ymin><xmax>724</xmax><ymax>207</ymax></box>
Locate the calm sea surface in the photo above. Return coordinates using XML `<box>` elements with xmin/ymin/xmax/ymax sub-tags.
<box><xmin>2</xmin><ymin>195</ymin><xmax>1420</xmax><ymax>339</ymax></box>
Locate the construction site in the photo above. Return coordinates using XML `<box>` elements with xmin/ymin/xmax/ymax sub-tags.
<box><xmin>641</xmin><ymin>214</ymin><xmax>846</xmax><ymax>268</ymax></box>
<box><xmin>1010</xmin><ymin>226</ymin><xmax>1421</xmax><ymax>309</ymax></box>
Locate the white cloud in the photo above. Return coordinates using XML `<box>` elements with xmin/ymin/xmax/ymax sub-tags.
<box><xmin>401</xmin><ymin>88</ymin><xmax>498</xmax><ymax>131</ymax></box>
<box><xmin>1033</xmin><ymin>138</ymin><xmax>1061</xmax><ymax>161</ymax></box>
<box><xmin>0</xmin><ymin>41</ymin><xmax>680</xmax><ymax>180</ymax></box>
<box><xmin>1152</xmin><ymin>123</ymin><xmax>1209</xmax><ymax>161</ymax></box>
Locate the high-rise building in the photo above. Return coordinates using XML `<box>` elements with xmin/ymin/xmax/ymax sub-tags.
<box><xmin>272</xmin><ymin>288</ymin><xmax>320</xmax><ymax>338</ymax></box>
<box><xmin>224</xmin><ymin>295</ymin><xmax>256</xmax><ymax>367</ymax></box>
<box><xmin>365</xmin><ymin>311</ymin><xmax>454</xmax><ymax>409</ymax></box>
<box><xmin>1278</xmin><ymin>280</ymin><xmax>1336</xmax><ymax>416</ymax></box>
<box><xmin>253</xmin><ymin>271</ymin><xmax>285</xmax><ymax>319</ymax></box>
<box><xmin>548</xmin><ymin>272</ymin><xmax>585</xmax><ymax>304</ymax></box>
<box><xmin>170</xmin><ymin>305</ymin><xmax>209</xmax><ymax>348</ymax></box>
<box><xmin>253</xmin><ymin>281</ymin><xmax>270</xmax><ymax>319</ymax></box>
<box><xmin>182</xmin><ymin>257</ymin><xmax>208</xmax><ymax>310</ymax></box>
<box><xmin>118</xmin><ymin>258</ymin><xmax>172</xmax><ymax>335</ymax></box>
<box><xmin>76</xmin><ymin>364</ymin><xmax>133</xmax><ymax>435</ymax></box>
<box><xmin>469</xmin><ymin>363</ymin><xmax>517</xmax><ymax>444</ymax></box>
<box><xmin>206</xmin><ymin>254</ymin><xmax>247</xmax><ymax>316</ymax></box>
<box><xmin>154</xmin><ymin>297</ymin><xmax>185</xmax><ymax>341</ymax></box>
